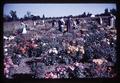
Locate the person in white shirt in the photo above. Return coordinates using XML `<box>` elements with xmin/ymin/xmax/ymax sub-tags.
<box><xmin>21</xmin><ymin>22</ymin><xmax>27</xmax><ymax>34</ymax></box>
<box><xmin>99</xmin><ymin>16</ymin><xmax>103</xmax><ymax>25</ymax></box>
<box><xmin>110</xmin><ymin>14</ymin><xmax>116</xmax><ymax>28</ymax></box>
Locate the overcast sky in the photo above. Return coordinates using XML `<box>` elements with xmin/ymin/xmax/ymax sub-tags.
<box><xmin>4</xmin><ymin>4</ymin><xmax>116</xmax><ymax>18</ymax></box>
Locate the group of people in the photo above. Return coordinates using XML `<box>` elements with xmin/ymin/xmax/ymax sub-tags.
<box><xmin>3</xmin><ymin>14</ymin><xmax>116</xmax><ymax>78</ymax></box>
<box><xmin>57</xmin><ymin>17</ymin><xmax>79</xmax><ymax>33</ymax></box>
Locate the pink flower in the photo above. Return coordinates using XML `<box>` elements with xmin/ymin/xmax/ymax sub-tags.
<box><xmin>4</xmin><ymin>63</ymin><xmax>10</xmax><ymax>68</ymax></box>
<box><xmin>52</xmin><ymin>74</ymin><xmax>57</xmax><ymax>79</ymax></box>
<box><xmin>4</xmin><ymin>67</ymin><xmax>9</xmax><ymax>74</ymax></box>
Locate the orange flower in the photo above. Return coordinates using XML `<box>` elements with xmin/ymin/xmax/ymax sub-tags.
<box><xmin>79</xmin><ymin>47</ymin><xmax>85</xmax><ymax>54</ymax></box>
<box><xmin>20</xmin><ymin>47</ymin><xmax>26</xmax><ymax>54</ymax></box>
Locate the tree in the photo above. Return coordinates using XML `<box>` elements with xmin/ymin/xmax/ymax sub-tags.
<box><xmin>30</xmin><ymin>15</ymin><xmax>34</xmax><ymax>19</ymax></box>
<box><xmin>42</xmin><ymin>14</ymin><xmax>45</xmax><ymax>19</ymax></box>
<box><xmin>105</xmin><ymin>8</ymin><xmax>109</xmax><ymax>14</ymax></box>
<box><xmin>32</xmin><ymin>15</ymin><xmax>37</xmax><ymax>20</ymax></box>
<box><xmin>81</xmin><ymin>12</ymin><xmax>86</xmax><ymax>17</ymax></box>
<box><xmin>68</xmin><ymin>15</ymin><xmax>73</xmax><ymax>18</ymax></box>
<box><xmin>27</xmin><ymin>11</ymin><xmax>31</xmax><ymax>18</ymax></box>
<box><xmin>24</xmin><ymin>15</ymin><xmax>28</xmax><ymax>20</ymax></box>
<box><xmin>87</xmin><ymin>12</ymin><xmax>92</xmax><ymax>17</ymax></box>
<box><xmin>110</xmin><ymin>8</ymin><xmax>116</xmax><ymax>16</ymax></box>
<box><xmin>23</xmin><ymin>11</ymin><xmax>32</xmax><ymax>20</ymax></box>
<box><xmin>3</xmin><ymin>15</ymin><xmax>12</xmax><ymax>22</ymax></box>
<box><xmin>10</xmin><ymin>10</ymin><xmax>18</xmax><ymax>21</ymax></box>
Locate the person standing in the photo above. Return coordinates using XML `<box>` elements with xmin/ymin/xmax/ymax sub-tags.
<box><xmin>96</xmin><ymin>16</ymin><xmax>103</xmax><ymax>25</ymax></box>
<box><xmin>110</xmin><ymin>14</ymin><xmax>116</xmax><ymax>28</ymax></box>
<box><xmin>65</xmin><ymin>17</ymin><xmax>72</xmax><ymax>33</ymax></box>
<box><xmin>99</xmin><ymin>16</ymin><xmax>103</xmax><ymax>25</ymax></box>
<box><xmin>33</xmin><ymin>21</ymin><xmax>37</xmax><ymax>28</ymax></box>
<box><xmin>58</xmin><ymin>18</ymin><xmax>65</xmax><ymax>32</ymax></box>
<box><xmin>20</xmin><ymin>22</ymin><xmax>27</xmax><ymax>34</ymax></box>
<box><xmin>52</xmin><ymin>19</ymin><xmax>56</xmax><ymax>27</ymax></box>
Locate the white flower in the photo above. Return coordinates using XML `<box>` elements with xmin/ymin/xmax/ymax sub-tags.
<box><xmin>86</xmin><ymin>34</ymin><xmax>89</xmax><ymax>37</ymax></box>
<box><xmin>107</xmin><ymin>41</ymin><xmax>110</xmax><ymax>45</ymax></box>
<box><xmin>113</xmin><ymin>36</ymin><xmax>116</xmax><ymax>40</ymax></box>
<box><xmin>75</xmin><ymin>62</ymin><xmax>79</xmax><ymax>67</ymax></box>
<box><xmin>53</xmin><ymin>48</ymin><xmax>58</xmax><ymax>54</ymax></box>
<box><xmin>49</xmin><ymin>48</ymin><xmax>58</xmax><ymax>54</ymax></box>
<box><xmin>93</xmin><ymin>59</ymin><xmax>104</xmax><ymax>65</ymax></box>
<box><xmin>5</xmin><ymin>53</ymin><xmax>8</xmax><ymax>56</ymax></box>
<box><xmin>61</xmin><ymin>25</ymin><xmax>64</xmax><ymax>28</ymax></box>
<box><xmin>80</xmin><ymin>38</ymin><xmax>84</xmax><ymax>41</ymax></box>
<box><xmin>4</xmin><ymin>48</ymin><xmax>8</xmax><ymax>52</ymax></box>
<box><xmin>48</xmin><ymin>49</ymin><xmax>53</xmax><ymax>54</ymax></box>
<box><xmin>4</xmin><ymin>45</ymin><xmax>8</xmax><ymax>48</ymax></box>
<box><xmin>53</xmin><ymin>74</ymin><xmax>57</xmax><ymax>78</ymax></box>
<box><xmin>42</xmin><ymin>43</ymin><xmax>46</xmax><ymax>46</ymax></box>
<box><xmin>79</xmin><ymin>46</ymin><xmax>85</xmax><ymax>54</ymax></box>
<box><xmin>69</xmin><ymin>65</ymin><xmax>75</xmax><ymax>71</ymax></box>
<box><xmin>31</xmin><ymin>38</ymin><xmax>34</xmax><ymax>41</ymax></box>
<box><xmin>4</xmin><ymin>36</ymin><xmax>8</xmax><ymax>40</ymax></box>
<box><xmin>59</xmin><ymin>56</ymin><xmax>62</xmax><ymax>58</ymax></box>
<box><xmin>9</xmin><ymin>36</ymin><xmax>15</xmax><ymax>40</ymax></box>
<box><xmin>18</xmin><ymin>55</ymin><xmax>22</xmax><ymax>58</ymax></box>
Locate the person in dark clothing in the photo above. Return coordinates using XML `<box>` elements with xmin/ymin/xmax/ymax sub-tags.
<box><xmin>35</xmin><ymin>47</ymin><xmax>42</xmax><ymax>57</ymax></box>
<box><xmin>52</xmin><ymin>19</ymin><xmax>56</xmax><ymax>27</ymax></box>
<box><xmin>65</xmin><ymin>17</ymin><xmax>72</xmax><ymax>33</ymax></box>
<box><xmin>58</xmin><ymin>18</ymin><xmax>65</xmax><ymax>32</ymax></box>
<box><xmin>75</xmin><ymin>19</ymin><xmax>80</xmax><ymax>25</ymax></box>
<box><xmin>58</xmin><ymin>20</ymin><xmax>62</xmax><ymax>32</ymax></box>
<box><xmin>95</xmin><ymin>17</ymin><xmax>102</xmax><ymax>25</ymax></box>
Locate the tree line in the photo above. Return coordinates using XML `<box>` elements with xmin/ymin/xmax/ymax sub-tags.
<box><xmin>3</xmin><ymin>8</ymin><xmax>116</xmax><ymax>22</ymax></box>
